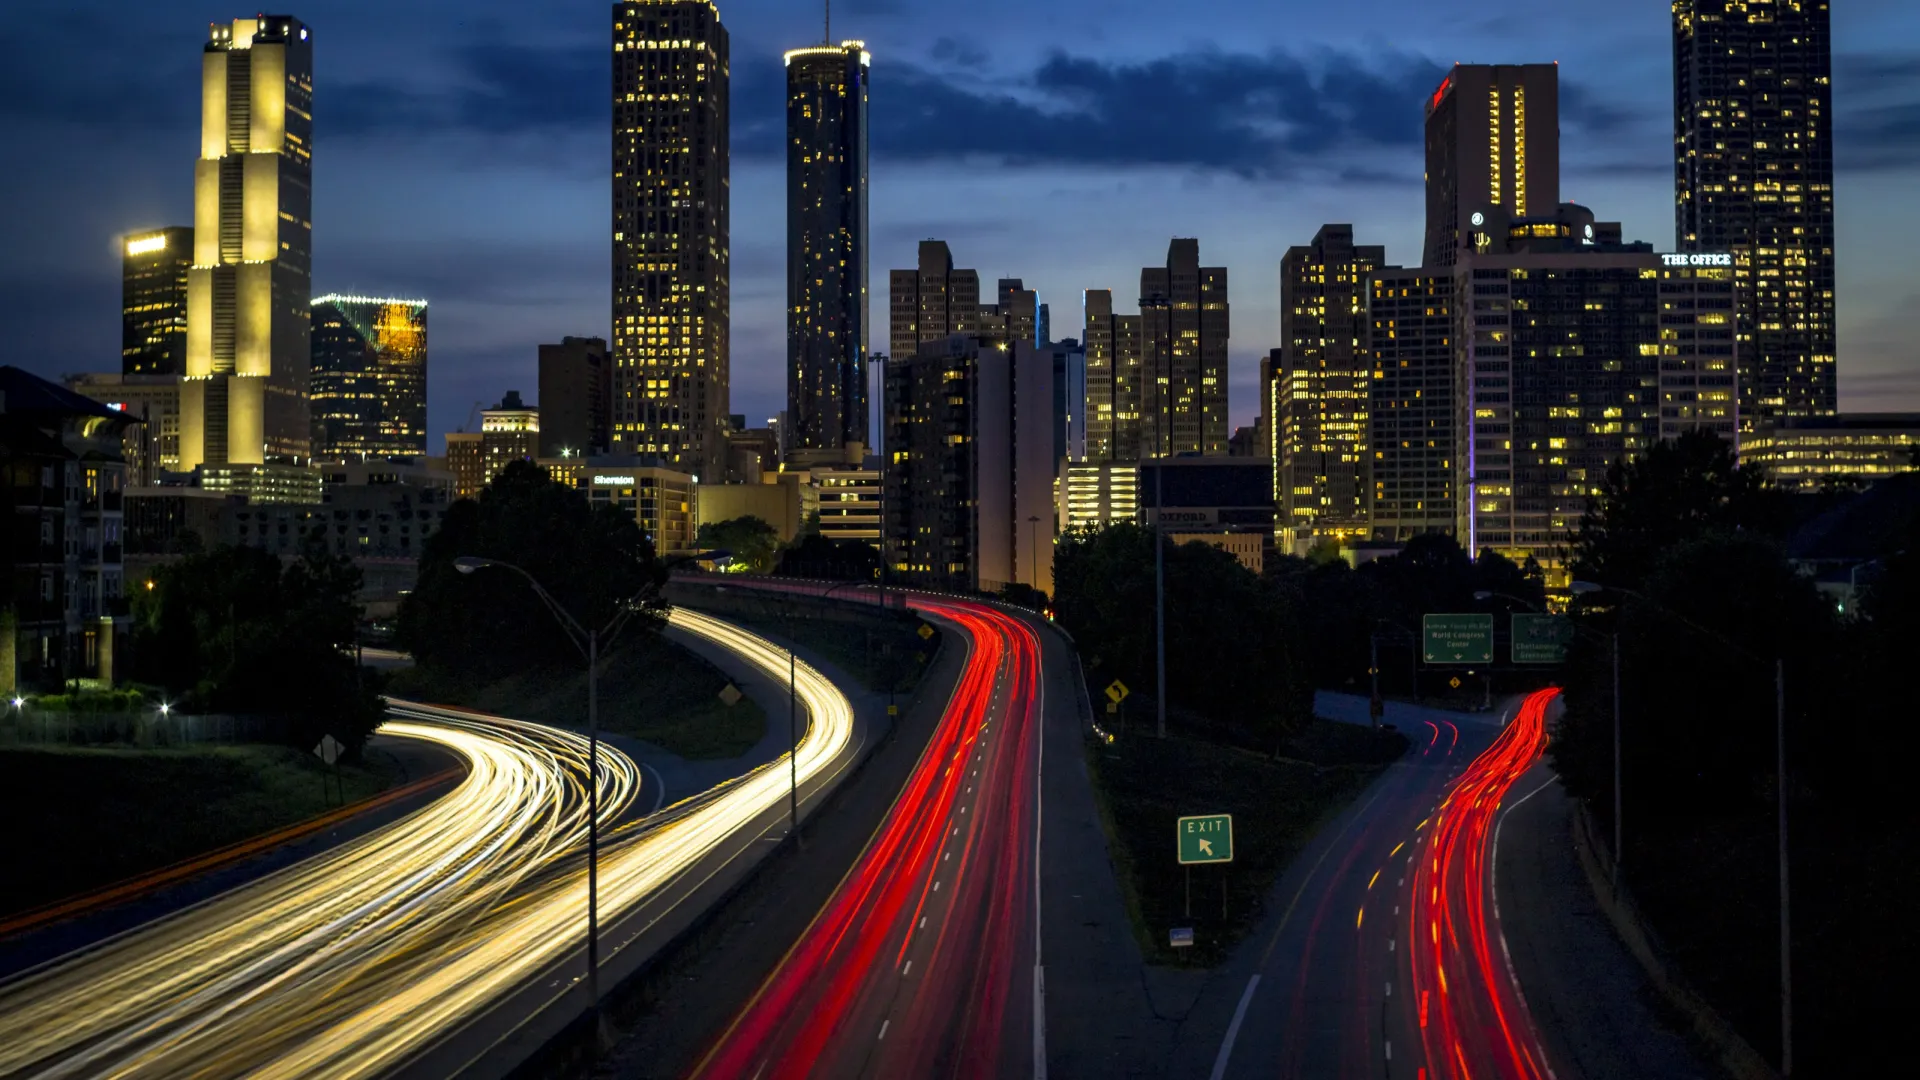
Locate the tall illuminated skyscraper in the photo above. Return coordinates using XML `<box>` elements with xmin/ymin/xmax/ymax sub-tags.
<box><xmin>310</xmin><ymin>295</ymin><xmax>428</xmax><ymax>459</ymax></box>
<box><xmin>1139</xmin><ymin>239</ymin><xmax>1229</xmax><ymax>458</ymax></box>
<box><xmin>1422</xmin><ymin>64</ymin><xmax>1560</xmax><ymax>268</ymax></box>
<box><xmin>611</xmin><ymin>1</ymin><xmax>730</xmax><ymax>477</ymax></box>
<box><xmin>181</xmin><ymin>15</ymin><xmax>313</xmax><ymax>472</ymax></box>
<box><xmin>1082</xmin><ymin>288</ymin><xmax>1142</xmax><ymax>463</ymax></box>
<box><xmin>121</xmin><ymin>226</ymin><xmax>193</xmax><ymax>376</ymax></box>
<box><xmin>1276</xmin><ymin>225</ymin><xmax>1382</xmax><ymax>553</ymax></box>
<box><xmin>785</xmin><ymin>38</ymin><xmax>870</xmax><ymax>462</ymax></box>
<box><xmin>1675</xmin><ymin>0</ymin><xmax>1835</xmax><ymax>427</ymax></box>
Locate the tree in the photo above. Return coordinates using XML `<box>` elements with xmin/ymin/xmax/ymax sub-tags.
<box><xmin>775</xmin><ymin>532</ymin><xmax>879</xmax><ymax>581</ymax></box>
<box><xmin>695</xmin><ymin>515</ymin><xmax>780</xmax><ymax>573</ymax></box>
<box><xmin>398</xmin><ymin>460</ymin><xmax>664</xmax><ymax>680</ymax></box>
<box><xmin>1571</xmin><ymin>429</ymin><xmax>1783</xmax><ymax>591</ymax></box>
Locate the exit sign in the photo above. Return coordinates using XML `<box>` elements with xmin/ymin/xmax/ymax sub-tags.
<box><xmin>1177</xmin><ymin>814</ymin><xmax>1234</xmax><ymax>865</ymax></box>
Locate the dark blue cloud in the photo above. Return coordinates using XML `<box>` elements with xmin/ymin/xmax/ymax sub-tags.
<box><xmin>330</xmin><ymin>41</ymin><xmax>607</xmax><ymax>138</ymax></box>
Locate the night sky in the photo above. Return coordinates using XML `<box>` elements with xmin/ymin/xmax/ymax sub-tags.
<box><xmin>5</xmin><ymin>0</ymin><xmax>1919</xmax><ymax>447</ymax></box>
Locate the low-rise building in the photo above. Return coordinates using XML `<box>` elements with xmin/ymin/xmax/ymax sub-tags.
<box><xmin>67</xmin><ymin>373</ymin><xmax>182</xmax><ymax>486</ymax></box>
<box><xmin>573</xmin><ymin>462</ymin><xmax>697</xmax><ymax>555</ymax></box>
<box><xmin>1059</xmin><ymin>460</ymin><xmax>1138</xmax><ymax>532</ymax></box>
<box><xmin>1744</xmin><ymin>414</ymin><xmax>1920</xmax><ymax>491</ymax></box>
<box><xmin>1140</xmin><ymin>456</ymin><xmax>1276</xmax><ymax>571</ymax></box>
<box><xmin>2</xmin><ymin>366</ymin><xmax>138</xmax><ymax>690</ymax></box>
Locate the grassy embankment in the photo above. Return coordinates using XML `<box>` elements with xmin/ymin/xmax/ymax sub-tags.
<box><xmin>1087</xmin><ymin>715</ymin><xmax>1408</xmax><ymax>965</ymax></box>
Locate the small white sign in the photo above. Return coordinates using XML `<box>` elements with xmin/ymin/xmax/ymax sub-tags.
<box><xmin>313</xmin><ymin>734</ymin><xmax>343</xmax><ymax>766</ymax></box>
<box><xmin>1661</xmin><ymin>252</ymin><xmax>1733</xmax><ymax>267</ymax></box>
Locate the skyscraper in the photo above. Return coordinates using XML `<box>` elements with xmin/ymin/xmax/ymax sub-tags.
<box><xmin>612</xmin><ymin>1</ymin><xmax>730</xmax><ymax>477</ymax></box>
<box><xmin>888</xmin><ymin>239</ymin><xmax>978</xmax><ymax>363</ymax></box>
<box><xmin>309</xmin><ymin>295</ymin><xmax>428</xmax><ymax>459</ymax></box>
<box><xmin>1139</xmin><ymin>239</ymin><xmax>1229</xmax><ymax>458</ymax></box>
<box><xmin>1674</xmin><ymin>0</ymin><xmax>1835</xmax><ymax>427</ymax></box>
<box><xmin>978</xmin><ymin>279</ymin><xmax>1038</xmax><ymax>348</ymax></box>
<box><xmin>122</xmin><ymin>227</ymin><xmax>192</xmax><ymax>376</ymax></box>
<box><xmin>1276</xmin><ymin>225</ymin><xmax>1383</xmax><ymax>553</ymax></box>
<box><xmin>538</xmin><ymin>336</ymin><xmax>612</xmax><ymax>459</ymax></box>
<box><xmin>1083</xmin><ymin>288</ymin><xmax>1142</xmax><ymax>463</ymax></box>
<box><xmin>1423</xmin><ymin>64</ymin><xmax>1560</xmax><ymax>267</ymax></box>
<box><xmin>1367</xmin><ymin>267</ymin><xmax>1457</xmax><ymax>543</ymax></box>
<box><xmin>181</xmin><ymin>15</ymin><xmax>313</xmax><ymax>472</ymax></box>
<box><xmin>785</xmin><ymin>39</ymin><xmax>870</xmax><ymax>461</ymax></box>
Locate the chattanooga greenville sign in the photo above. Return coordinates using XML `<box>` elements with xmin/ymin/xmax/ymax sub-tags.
<box><xmin>1661</xmin><ymin>252</ymin><xmax>1733</xmax><ymax>267</ymax></box>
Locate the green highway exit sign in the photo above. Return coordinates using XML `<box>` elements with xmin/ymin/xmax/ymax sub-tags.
<box><xmin>1177</xmin><ymin>814</ymin><xmax>1234</xmax><ymax>865</ymax></box>
<box><xmin>1512</xmin><ymin>614</ymin><xmax>1575</xmax><ymax>664</ymax></box>
<box><xmin>1423</xmin><ymin>614</ymin><xmax>1494</xmax><ymax>664</ymax></box>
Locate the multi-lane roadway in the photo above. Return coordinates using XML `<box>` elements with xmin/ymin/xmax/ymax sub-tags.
<box><xmin>1201</xmin><ymin>688</ymin><xmax>1562</xmax><ymax>1080</ymax></box>
<box><xmin>0</xmin><ymin>608</ymin><xmax>856</xmax><ymax>1080</ymax></box>
<box><xmin>692</xmin><ymin>595</ymin><xmax>1048</xmax><ymax>1080</ymax></box>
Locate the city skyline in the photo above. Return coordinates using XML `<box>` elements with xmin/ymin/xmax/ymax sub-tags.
<box><xmin>7</xmin><ymin>0</ymin><xmax>1920</xmax><ymax>447</ymax></box>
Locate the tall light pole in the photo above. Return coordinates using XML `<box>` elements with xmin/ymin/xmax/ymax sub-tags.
<box><xmin>454</xmin><ymin>551</ymin><xmax>720</xmax><ymax>1035</ymax></box>
<box><xmin>1153</xmin><ymin>461</ymin><xmax>1167</xmax><ymax>739</ymax></box>
<box><xmin>1026</xmin><ymin>515</ymin><xmax>1042</xmax><ymax>599</ymax></box>
<box><xmin>1572</xmin><ymin>579</ymin><xmax>1789</xmax><ymax>1075</ymax></box>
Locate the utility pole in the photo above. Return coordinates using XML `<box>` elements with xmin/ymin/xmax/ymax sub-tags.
<box><xmin>1611</xmin><ymin>632</ymin><xmax>1623</xmax><ymax>893</ymax></box>
<box><xmin>585</xmin><ymin>630</ymin><xmax>601</xmax><ymax>1033</ymax></box>
<box><xmin>1777</xmin><ymin>657</ymin><xmax>1792</xmax><ymax>1077</ymax></box>
<box><xmin>1154</xmin><ymin>462</ymin><xmax>1167</xmax><ymax>739</ymax></box>
<box><xmin>1368</xmin><ymin>633</ymin><xmax>1381</xmax><ymax>730</ymax></box>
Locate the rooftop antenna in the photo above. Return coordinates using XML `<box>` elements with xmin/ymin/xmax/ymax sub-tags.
<box><xmin>824</xmin><ymin>0</ymin><xmax>830</xmax><ymax>44</ymax></box>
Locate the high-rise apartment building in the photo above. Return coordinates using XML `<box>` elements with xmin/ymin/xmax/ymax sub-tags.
<box><xmin>538</xmin><ymin>336</ymin><xmax>612</xmax><ymax>459</ymax></box>
<box><xmin>181</xmin><ymin>15</ymin><xmax>314</xmax><ymax>472</ymax></box>
<box><xmin>785</xmin><ymin>40</ymin><xmax>870</xmax><ymax>461</ymax></box>
<box><xmin>888</xmin><ymin>239</ymin><xmax>979</xmax><ymax>365</ymax></box>
<box><xmin>1083</xmin><ymin>289</ymin><xmax>1143</xmax><ymax>463</ymax></box>
<box><xmin>122</xmin><ymin>227</ymin><xmax>193</xmax><ymax>376</ymax></box>
<box><xmin>309</xmin><ymin>295</ymin><xmax>428</xmax><ymax>459</ymax></box>
<box><xmin>611</xmin><ymin>1</ymin><xmax>730</xmax><ymax>477</ymax></box>
<box><xmin>1368</xmin><ymin>267</ymin><xmax>1457</xmax><ymax>543</ymax></box>
<box><xmin>1423</xmin><ymin>64</ymin><xmax>1560</xmax><ymax>268</ymax></box>
<box><xmin>1139</xmin><ymin>239</ymin><xmax>1229</xmax><ymax>458</ymax></box>
<box><xmin>1674</xmin><ymin>0</ymin><xmax>1835</xmax><ymax>427</ymax></box>
<box><xmin>1454</xmin><ymin>204</ymin><xmax>1738</xmax><ymax>569</ymax></box>
<box><xmin>884</xmin><ymin>337</ymin><xmax>1055</xmax><ymax>593</ymax></box>
<box><xmin>1276</xmin><ymin>225</ymin><xmax>1383</xmax><ymax>553</ymax></box>
<box><xmin>978</xmin><ymin>279</ymin><xmax>1039</xmax><ymax>348</ymax></box>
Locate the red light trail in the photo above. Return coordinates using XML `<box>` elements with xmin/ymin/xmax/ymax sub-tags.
<box><xmin>691</xmin><ymin>597</ymin><xmax>1045</xmax><ymax>1080</ymax></box>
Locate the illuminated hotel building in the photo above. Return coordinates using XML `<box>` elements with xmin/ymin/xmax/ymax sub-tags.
<box><xmin>1276</xmin><ymin>225</ymin><xmax>1383</xmax><ymax>554</ymax></box>
<box><xmin>1082</xmin><ymin>288</ymin><xmax>1142</xmax><ymax>463</ymax></box>
<box><xmin>310</xmin><ymin>295</ymin><xmax>428</xmax><ymax>459</ymax></box>
<box><xmin>1423</xmin><ymin>64</ymin><xmax>1560</xmax><ymax>268</ymax></box>
<box><xmin>611</xmin><ymin>1</ymin><xmax>730</xmax><ymax>478</ymax></box>
<box><xmin>1139</xmin><ymin>239</ymin><xmax>1230</xmax><ymax>457</ymax></box>
<box><xmin>1453</xmin><ymin>204</ymin><xmax>1738</xmax><ymax>571</ymax></box>
<box><xmin>181</xmin><ymin>15</ymin><xmax>314</xmax><ymax>474</ymax></box>
<box><xmin>785</xmin><ymin>39</ymin><xmax>870</xmax><ymax>462</ymax></box>
<box><xmin>1367</xmin><ymin>267</ymin><xmax>1457</xmax><ymax>543</ymax></box>
<box><xmin>121</xmin><ymin>227</ymin><xmax>193</xmax><ymax>376</ymax></box>
<box><xmin>1674</xmin><ymin>0</ymin><xmax>1835</xmax><ymax>428</ymax></box>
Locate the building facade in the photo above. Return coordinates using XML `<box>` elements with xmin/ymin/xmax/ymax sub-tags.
<box><xmin>888</xmin><ymin>239</ymin><xmax>979</xmax><ymax>363</ymax></box>
<box><xmin>122</xmin><ymin>227</ymin><xmax>193</xmax><ymax>376</ymax></box>
<box><xmin>446</xmin><ymin>432</ymin><xmax>484</xmax><ymax>500</ymax></box>
<box><xmin>1423</xmin><ymin>64</ymin><xmax>1561</xmax><ymax>268</ymax></box>
<box><xmin>67</xmin><ymin>374</ymin><xmax>183</xmax><ymax>487</ymax></box>
<box><xmin>1744</xmin><ymin>414</ymin><xmax>1920</xmax><ymax>490</ymax></box>
<box><xmin>1674</xmin><ymin>0</ymin><xmax>1836</xmax><ymax>428</ymax></box>
<box><xmin>1082</xmin><ymin>289</ymin><xmax>1143</xmax><ymax>463</ymax></box>
<box><xmin>1368</xmin><ymin>267</ymin><xmax>1458</xmax><ymax>543</ymax></box>
<box><xmin>1139</xmin><ymin>457</ymin><xmax>1276</xmax><ymax>571</ymax></box>
<box><xmin>1059</xmin><ymin>460</ymin><xmax>1138</xmax><ymax>532</ymax></box>
<box><xmin>1139</xmin><ymin>239</ymin><xmax>1229</xmax><ymax>457</ymax></box>
<box><xmin>1277</xmin><ymin>225</ymin><xmax>1384</xmax><ymax>553</ymax></box>
<box><xmin>575</xmin><ymin>463</ymin><xmax>697</xmax><ymax>555</ymax></box>
<box><xmin>309</xmin><ymin>294</ymin><xmax>428</xmax><ymax>460</ymax></box>
<box><xmin>885</xmin><ymin>337</ymin><xmax>1055</xmax><ymax>594</ymax></box>
<box><xmin>1453</xmin><ymin>207</ymin><xmax>1739</xmax><ymax>570</ymax></box>
<box><xmin>611</xmin><ymin>0</ymin><xmax>730</xmax><ymax>477</ymax></box>
<box><xmin>785</xmin><ymin>40</ymin><xmax>870</xmax><ymax>461</ymax></box>
<box><xmin>538</xmin><ymin>336</ymin><xmax>611</xmax><ymax>459</ymax></box>
<box><xmin>1</xmin><ymin>367</ymin><xmax>137</xmax><ymax>691</ymax></box>
<box><xmin>181</xmin><ymin>15</ymin><xmax>314</xmax><ymax>473</ymax></box>
<box><xmin>481</xmin><ymin>392</ymin><xmax>538</xmax><ymax>492</ymax></box>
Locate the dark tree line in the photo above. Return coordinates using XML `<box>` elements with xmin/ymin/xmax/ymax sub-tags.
<box><xmin>397</xmin><ymin>460</ymin><xmax>666</xmax><ymax>683</ymax></box>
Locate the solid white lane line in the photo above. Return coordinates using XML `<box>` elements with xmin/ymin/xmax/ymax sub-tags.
<box><xmin>878</xmin><ymin>1019</ymin><xmax>890</xmax><ymax>1041</ymax></box>
<box><xmin>934</xmin><ymin>881</ymin><xmax>941</xmax><ymax>892</ymax></box>
<box><xmin>902</xmin><ymin>960</ymin><xmax>912</xmax><ymax>976</ymax></box>
<box><xmin>1208</xmin><ymin>974</ymin><xmax>1262</xmax><ymax>1080</ymax></box>
<box><xmin>919</xmin><ymin>916</ymin><xmax>926</xmax><ymax>929</ymax></box>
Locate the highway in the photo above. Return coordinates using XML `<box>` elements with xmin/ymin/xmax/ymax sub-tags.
<box><xmin>692</xmin><ymin>595</ymin><xmax>1047</xmax><ymax>1080</ymax></box>
<box><xmin>0</xmin><ymin>608</ymin><xmax>857</xmax><ymax>1080</ymax></box>
<box><xmin>1203</xmin><ymin>688</ymin><xmax>1562</xmax><ymax>1080</ymax></box>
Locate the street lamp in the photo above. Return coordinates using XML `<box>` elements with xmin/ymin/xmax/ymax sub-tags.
<box><xmin>1570</xmin><ymin>579</ymin><xmax>1792</xmax><ymax>1078</ymax></box>
<box><xmin>452</xmin><ymin>552</ymin><xmax>708</xmax><ymax>1037</ymax></box>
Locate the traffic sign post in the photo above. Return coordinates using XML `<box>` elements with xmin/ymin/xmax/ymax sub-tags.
<box><xmin>1423</xmin><ymin>614</ymin><xmax>1494</xmax><ymax>664</ymax></box>
<box><xmin>1512</xmin><ymin>614</ymin><xmax>1575</xmax><ymax>664</ymax></box>
<box><xmin>1105</xmin><ymin>679</ymin><xmax>1130</xmax><ymax>705</ymax></box>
